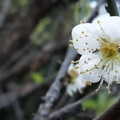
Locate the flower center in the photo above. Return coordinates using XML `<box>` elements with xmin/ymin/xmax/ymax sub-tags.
<box><xmin>101</xmin><ymin>42</ymin><xmax>119</xmax><ymax>58</ymax></box>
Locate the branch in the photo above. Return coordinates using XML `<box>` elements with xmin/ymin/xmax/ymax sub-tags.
<box><xmin>94</xmin><ymin>99</ymin><xmax>120</xmax><ymax>120</ymax></box>
<box><xmin>0</xmin><ymin>74</ymin><xmax>54</xmax><ymax>109</ymax></box>
<box><xmin>0</xmin><ymin>0</ymin><xmax>11</xmax><ymax>27</ymax></box>
<box><xmin>0</xmin><ymin>41</ymin><xmax>67</xmax><ymax>82</ymax></box>
<box><xmin>106</xmin><ymin>0</ymin><xmax>119</xmax><ymax>16</ymax></box>
<box><xmin>0</xmin><ymin>0</ymin><xmax>76</xmax><ymax>64</ymax></box>
<box><xmin>49</xmin><ymin>92</ymin><xmax>95</xmax><ymax>120</ymax></box>
<box><xmin>33</xmin><ymin>1</ymin><xmax>104</xmax><ymax>120</ymax></box>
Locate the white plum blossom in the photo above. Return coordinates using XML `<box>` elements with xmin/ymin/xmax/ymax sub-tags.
<box><xmin>71</xmin><ymin>16</ymin><xmax>120</xmax><ymax>93</ymax></box>
<box><xmin>66</xmin><ymin>64</ymin><xmax>86</xmax><ymax>96</ymax></box>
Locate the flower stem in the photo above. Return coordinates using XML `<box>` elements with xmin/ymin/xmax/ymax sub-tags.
<box><xmin>106</xmin><ymin>0</ymin><xmax>119</xmax><ymax>16</ymax></box>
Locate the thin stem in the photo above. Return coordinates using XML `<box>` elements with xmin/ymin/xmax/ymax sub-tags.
<box><xmin>106</xmin><ymin>0</ymin><xmax>119</xmax><ymax>16</ymax></box>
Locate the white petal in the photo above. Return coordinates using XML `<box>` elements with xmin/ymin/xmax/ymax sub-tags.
<box><xmin>72</xmin><ymin>23</ymin><xmax>101</xmax><ymax>55</ymax></box>
<box><xmin>93</xmin><ymin>16</ymin><xmax>120</xmax><ymax>43</ymax></box>
<box><xmin>79</xmin><ymin>54</ymin><xmax>102</xmax><ymax>83</ymax></box>
<box><xmin>75</xmin><ymin>77</ymin><xmax>86</xmax><ymax>88</ymax></box>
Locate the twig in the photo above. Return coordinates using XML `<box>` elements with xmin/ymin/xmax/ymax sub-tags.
<box><xmin>106</xmin><ymin>0</ymin><xmax>119</xmax><ymax>16</ymax></box>
<box><xmin>33</xmin><ymin>1</ymin><xmax>104</xmax><ymax>120</ymax></box>
<box><xmin>0</xmin><ymin>0</ymin><xmax>11</xmax><ymax>27</ymax></box>
<box><xmin>13</xmin><ymin>101</ymin><xmax>25</xmax><ymax>120</ymax></box>
<box><xmin>33</xmin><ymin>48</ymin><xmax>77</xmax><ymax>120</ymax></box>
<box><xmin>49</xmin><ymin>92</ymin><xmax>95</xmax><ymax>120</ymax></box>
<box><xmin>93</xmin><ymin>99</ymin><xmax>120</xmax><ymax>120</ymax></box>
<box><xmin>0</xmin><ymin>75</ymin><xmax>54</xmax><ymax>109</ymax></box>
<box><xmin>0</xmin><ymin>41</ymin><xmax>67</xmax><ymax>82</ymax></box>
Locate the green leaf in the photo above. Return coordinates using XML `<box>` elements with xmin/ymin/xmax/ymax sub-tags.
<box><xmin>31</xmin><ymin>72</ymin><xmax>44</xmax><ymax>83</ymax></box>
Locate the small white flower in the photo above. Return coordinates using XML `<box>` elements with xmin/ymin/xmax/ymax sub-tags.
<box><xmin>71</xmin><ymin>16</ymin><xmax>120</xmax><ymax>93</ymax></box>
<box><xmin>66</xmin><ymin>64</ymin><xmax>86</xmax><ymax>96</ymax></box>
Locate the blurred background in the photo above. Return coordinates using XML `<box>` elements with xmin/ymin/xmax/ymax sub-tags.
<box><xmin>0</xmin><ymin>0</ymin><xmax>120</xmax><ymax>120</ymax></box>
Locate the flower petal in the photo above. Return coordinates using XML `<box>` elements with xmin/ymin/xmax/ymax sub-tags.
<box><xmin>79</xmin><ymin>54</ymin><xmax>102</xmax><ymax>83</ymax></box>
<box><xmin>72</xmin><ymin>23</ymin><xmax>101</xmax><ymax>55</ymax></box>
<box><xmin>93</xmin><ymin>16</ymin><xmax>120</xmax><ymax>43</ymax></box>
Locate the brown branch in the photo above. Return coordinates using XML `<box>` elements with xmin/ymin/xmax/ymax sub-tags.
<box><xmin>94</xmin><ymin>99</ymin><xmax>120</xmax><ymax>120</ymax></box>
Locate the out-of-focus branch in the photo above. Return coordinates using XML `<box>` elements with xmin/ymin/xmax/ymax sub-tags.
<box><xmin>48</xmin><ymin>92</ymin><xmax>95</xmax><ymax>120</ymax></box>
<box><xmin>0</xmin><ymin>74</ymin><xmax>54</xmax><ymax>109</ymax></box>
<box><xmin>106</xmin><ymin>0</ymin><xmax>119</xmax><ymax>16</ymax></box>
<box><xmin>94</xmin><ymin>99</ymin><xmax>120</xmax><ymax>120</ymax></box>
<box><xmin>0</xmin><ymin>0</ymin><xmax>76</xmax><ymax>64</ymax></box>
<box><xmin>0</xmin><ymin>0</ymin><xmax>11</xmax><ymax>27</ymax></box>
<box><xmin>33</xmin><ymin>1</ymin><xmax>104</xmax><ymax>120</ymax></box>
<box><xmin>0</xmin><ymin>41</ymin><xmax>67</xmax><ymax>82</ymax></box>
<box><xmin>12</xmin><ymin>101</ymin><xmax>25</xmax><ymax>120</ymax></box>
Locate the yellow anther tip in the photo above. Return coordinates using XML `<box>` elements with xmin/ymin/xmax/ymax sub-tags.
<box><xmin>80</xmin><ymin>20</ymin><xmax>83</xmax><ymax>24</ymax></box>
<box><xmin>69</xmin><ymin>39</ymin><xmax>73</xmax><ymax>42</ymax></box>
<box><xmin>71</xmin><ymin>61</ymin><xmax>74</xmax><ymax>64</ymax></box>
<box><xmin>86</xmin><ymin>81</ymin><xmax>92</xmax><ymax>86</ymax></box>
<box><xmin>69</xmin><ymin>44</ymin><xmax>73</xmax><ymax>47</ymax></box>
<box><xmin>95</xmin><ymin>89</ymin><xmax>98</xmax><ymax>92</ymax></box>
<box><xmin>97</xmin><ymin>20</ymin><xmax>100</xmax><ymax>23</ymax></box>
<box><xmin>106</xmin><ymin>86</ymin><xmax>108</xmax><ymax>89</ymax></box>
<box><xmin>108</xmin><ymin>91</ymin><xmax>111</xmax><ymax>94</ymax></box>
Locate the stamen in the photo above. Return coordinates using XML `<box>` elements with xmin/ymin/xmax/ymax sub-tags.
<box><xmin>86</xmin><ymin>81</ymin><xmax>92</xmax><ymax>86</ymax></box>
<box><xmin>108</xmin><ymin>90</ymin><xmax>111</xmax><ymax>94</ymax></box>
<box><xmin>75</xmin><ymin>66</ymin><xmax>79</xmax><ymax>69</ymax></box>
<box><xmin>80</xmin><ymin>20</ymin><xmax>83</xmax><ymax>24</ymax></box>
<box><xmin>81</xmin><ymin>31</ymin><xmax>84</xmax><ymax>34</ymax></box>
<box><xmin>71</xmin><ymin>60</ymin><xmax>79</xmax><ymax>64</ymax></box>
<box><xmin>97</xmin><ymin>20</ymin><xmax>100</xmax><ymax>24</ymax></box>
<box><xmin>69</xmin><ymin>44</ymin><xmax>73</xmax><ymax>47</ymax></box>
<box><xmin>76</xmin><ymin>48</ymin><xmax>79</xmax><ymax>50</ymax></box>
<box><xmin>95</xmin><ymin>89</ymin><xmax>98</xmax><ymax>92</ymax></box>
<box><xmin>76</xmin><ymin>39</ymin><xmax>79</xmax><ymax>41</ymax></box>
<box><xmin>69</xmin><ymin>39</ymin><xmax>73</xmax><ymax>42</ymax></box>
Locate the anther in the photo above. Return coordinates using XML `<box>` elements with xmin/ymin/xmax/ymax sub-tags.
<box><xmin>95</xmin><ymin>89</ymin><xmax>98</xmax><ymax>92</ymax></box>
<box><xmin>80</xmin><ymin>72</ymin><xmax>83</xmax><ymax>74</ymax></box>
<box><xmin>86</xmin><ymin>81</ymin><xmax>92</xmax><ymax>86</ymax></box>
<box><xmin>81</xmin><ymin>31</ymin><xmax>84</xmax><ymax>34</ymax></box>
<box><xmin>89</xmin><ymin>72</ymin><xmax>92</xmax><ymax>74</ymax></box>
<box><xmin>69</xmin><ymin>39</ymin><xmax>73</xmax><ymax>42</ymax></box>
<box><xmin>106</xmin><ymin>86</ymin><xmax>108</xmax><ymax>90</ymax></box>
<box><xmin>80</xmin><ymin>20</ymin><xmax>83</xmax><ymax>24</ymax></box>
<box><xmin>71</xmin><ymin>60</ymin><xmax>79</xmax><ymax>64</ymax></box>
<box><xmin>69</xmin><ymin>44</ymin><xmax>73</xmax><ymax>47</ymax></box>
<box><xmin>71</xmin><ymin>61</ymin><xmax>74</xmax><ymax>64</ymax></box>
<box><xmin>108</xmin><ymin>91</ymin><xmax>111</xmax><ymax>94</ymax></box>
<box><xmin>76</xmin><ymin>48</ymin><xmax>79</xmax><ymax>50</ymax></box>
<box><xmin>75</xmin><ymin>66</ymin><xmax>79</xmax><ymax>69</ymax></box>
<box><xmin>96</xmin><ymin>38</ymin><xmax>99</xmax><ymax>41</ymax></box>
<box><xmin>97</xmin><ymin>20</ymin><xmax>100</xmax><ymax>24</ymax></box>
